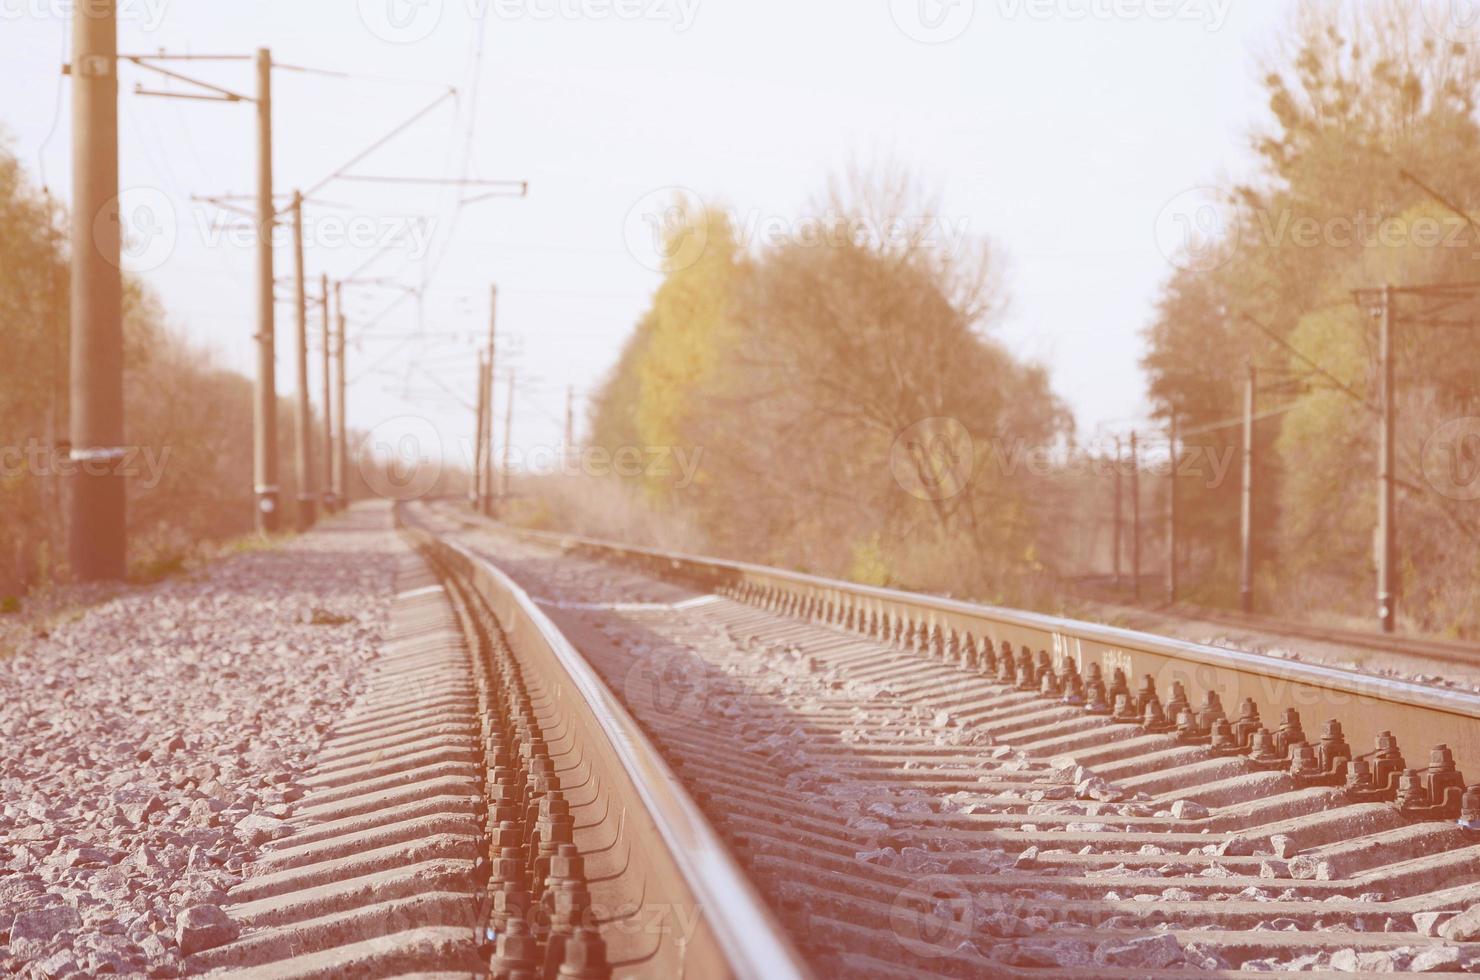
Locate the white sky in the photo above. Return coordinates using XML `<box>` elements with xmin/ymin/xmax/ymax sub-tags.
<box><xmin>1</xmin><ymin>0</ymin><xmax>1295</xmax><ymax>468</ymax></box>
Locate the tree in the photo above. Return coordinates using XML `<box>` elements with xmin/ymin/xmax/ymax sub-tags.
<box><xmin>589</xmin><ymin>167</ymin><xmax>1070</xmax><ymax>604</ymax></box>
<box><xmin>1141</xmin><ymin>0</ymin><xmax>1480</xmax><ymax>632</ymax></box>
<box><xmin>0</xmin><ymin>138</ymin><xmax>321</xmax><ymax>594</ymax></box>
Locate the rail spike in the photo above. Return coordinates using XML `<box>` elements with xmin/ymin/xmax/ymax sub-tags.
<box><xmin>1346</xmin><ymin>731</ymin><xmax>1408</xmax><ymax>803</ymax></box>
<box><xmin>1315</xmin><ymin>720</ymin><xmax>1353</xmax><ymax>777</ymax></box>
<box><xmin>1174</xmin><ymin>707</ymin><xmax>1209</xmax><ymax>745</ymax></box>
<box><xmin>929</xmin><ymin>625</ymin><xmax>944</xmax><ymax>661</ymax></box>
<box><xmin>1208</xmin><ymin>718</ymin><xmax>1239</xmax><ymax>754</ymax></box>
<box><xmin>1232</xmin><ymin>698</ymin><xmax>1261</xmax><ymax>750</ymax></box>
<box><xmin>1248</xmin><ymin>727</ymin><xmax>1287</xmax><ymax>770</ymax></box>
<box><xmin>1460</xmin><ymin>786</ymin><xmax>1480</xmax><ymax>831</ymax></box>
<box><xmin>1107</xmin><ymin>668</ymin><xmax>1131</xmax><ymax>709</ymax></box>
<box><xmin>997</xmin><ymin>642</ymin><xmax>1017</xmax><ymax>685</ymax></box>
<box><xmin>1061</xmin><ymin>668</ymin><xmax>1086</xmax><ymax>708</ymax></box>
<box><xmin>1016</xmin><ymin>647</ymin><xmax>1038</xmax><ymax>692</ymax></box>
<box><xmin>1164</xmin><ymin>681</ymin><xmax>1190</xmax><ymax>724</ymax></box>
<box><xmin>1142</xmin><ymin>697</ymin><xmax>1174</xmax><ymax>734</ymax></box>
<box><xmin>1111</xmin><ymin>692</ymin><xmax>1139</xmax><ymax>724</ymax></box>
<box><xmin>979</xmin><ymin>637</ymin><xmax>997</xmax><ymax>674</ymax></box>
<box><xmin>1134</xmin><ymin>674</ymin><xmax>1158</xmax><ymax>716</ymax></box>
<box><xmin>947</xmin><ymin>633</ymin><xmax>970</xmax><ymax>672</ymax></box>
<box><xmin>1039</xmin><ymin>665</ymin><xmax>1063</xmax><ymax>699</ymax></box>
<box><xmin>1084</xmin><ymin>678</ymin><xmax>1111</xmax><ymax>716</ymax></box>
<box><xmin>1397</xmin><ymin>745</ymin><xmax>1467</xmax><ymax>820</ymax></box>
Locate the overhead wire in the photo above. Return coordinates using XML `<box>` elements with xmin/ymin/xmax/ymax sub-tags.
<box><xmin>36</xmin><ymin>18</ymin><xmax>69</xmax><ymax>191</ymax></box>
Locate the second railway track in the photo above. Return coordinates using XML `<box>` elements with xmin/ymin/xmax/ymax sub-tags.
<box><xmin>1070</xmin><ymin>574</ymin><xmax>1480</xmax><ymax>677</ymax></box>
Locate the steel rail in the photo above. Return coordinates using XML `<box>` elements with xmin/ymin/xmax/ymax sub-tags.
<box><xmin>1071</xmin><ymin>574</ymin><xmax>1480</xmax><ymax>668</ymax></box>
<box><xmin>400</xmin><ymin>515</ymin><xmax>812</xmax><ymax>980</ymax></box>
<box><xmin>488</xmin><ymin>520</ymin><xmax>1480</xmax><ymax>783</ymax></box>
<box><xmin>1163</xmin><ymin>606</ymin><xmax>1480</xmax><ymax>668</ymax></box>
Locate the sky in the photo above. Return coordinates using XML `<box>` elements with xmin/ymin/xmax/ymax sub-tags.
<box><xmin>0</xmin><ymin>0</ymin><xmax>1296</xmax><ymax>472</ymax></box>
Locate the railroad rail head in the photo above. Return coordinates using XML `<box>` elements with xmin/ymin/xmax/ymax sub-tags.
<box><xmin>496</xmin><ymin>521</ymin><xmax>1480</xmax><ymax>830</ymax></box>
<box><xmin>396</xmin><ymin>506</ymin><xmax>812</xmax><ymax>979</ymax></box>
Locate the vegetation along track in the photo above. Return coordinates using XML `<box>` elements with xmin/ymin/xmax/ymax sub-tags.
<box><xmin>406</xmin><ymin>498</ymin><xmax>1480</xmax><ymax>977</ymax></box>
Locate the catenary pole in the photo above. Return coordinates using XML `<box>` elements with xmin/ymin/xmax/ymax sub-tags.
<box><xmin>1240</xmin><ymin>363</ymin><xmax>1257</xmax><ymax>614</ymax></box>
<box><xmin>472</xmin><ymin>352</ymin><xmax>488</xmax><ymax>509</ymax></box>
<box><xmin>252</xmin><ymin>47</ymin><xmax>279</xmax><ymax>531</ymax></box>
<box><xmin>320</xmin><ymin>275</ymin><xmax>335</xmax><ymax>512</ymax></box>
<box><xmin>1166</xmin><ymin>415</ymin><xmax>1179</xmax><ymax>604</ymax></box>
<box><xmin>482</xmin><ymin>285</ymin><xmax>498</xmax><ymax>516</ymax></box>
<box><xmin>500</xmin><ymin>371</ymin><xmax>514</xmax><ymax>500</ymax></box>
<box><xmin>1112</xmin><ymin>437</ymin><xmax>1122</xmax><ymax>590</ymax></box>
<box><xmin>1377</xmin><ymin>285</ymin><xmax>1397</xmax><ymax>633</ymax></box>
<box><xmin>565</xmin><ymin>386</ymin><xmax>575</xmax><ymax>459</ymax></box>
<box><xmin>1130</xmin><ymin>431</ymin><xmax>1141</xmax><ymax>601</ymax></box>
<box><xmin>333</xmin><ymin>283</ymin><xmax>348</xmax><ymax>509</ymax></box>
<box><xmin>68</xmin><ymin>0</ymin><xmax>127</xmax><ymax>580</ymax></box>
<box><xmin>290</xmin><ymin>190</ymin><xmax>315</xmax><ymax>529</ymax></box>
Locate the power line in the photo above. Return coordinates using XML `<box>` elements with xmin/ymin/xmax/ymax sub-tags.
<box><xmin>36</xmin><ymin>18</ymin><xmax>69</xmax><ymax>191</ymax></box>
<box><xmin>1176</xmin><ymin>400</ymin><xmax>1304</xmax><ymax>439</ymax></box>
<box><xmin>1239</xmin><ymin>312</ymin><xmax>1372</xmax><ymax>412</ymax></box>
<box><xmin>303</xmin><ymin>87</ymin><xmax>458</xmax><ymax>198</ymax></box>
<box><xmin>1399</xmin><ymin>169</ymin><xmax>1480</xmax><ymax>240</ymax></box>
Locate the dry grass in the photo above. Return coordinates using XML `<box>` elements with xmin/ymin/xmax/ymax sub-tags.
<box><xmin>503</xmin><ymin>474</ymin><xmax>707</xmax><ymax>555</ymax></box>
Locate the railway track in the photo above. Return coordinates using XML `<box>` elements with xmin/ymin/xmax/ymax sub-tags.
<box><xmin>197</xmin><ymin>502</ymin><xmax>1480</xmax><ymax>976</ymax></box>
<box><xmin>406</xmin><ymin>501</ymin><xmax>1480</xmax><ymax>977</ymax></box>
<box><xmin>1070</xmin><ymin>575</ymin><xmax>1480</xmax><ymax>672</ymax></box>
<box><xmin>189</xmin><ymin>513</ymin><xmax>805</xmax><ymax>978</ymax></box>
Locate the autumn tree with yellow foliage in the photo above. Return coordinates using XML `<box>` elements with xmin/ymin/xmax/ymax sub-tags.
<box><xmin>1143</xmin><ymin>0</ymin><xmax>1480</xmax><ymax>635</ymax></box>
<box><xmin>587</xmin><ymin>171</ymin><xmax>1069</xmax><ymax>605</ymax></box>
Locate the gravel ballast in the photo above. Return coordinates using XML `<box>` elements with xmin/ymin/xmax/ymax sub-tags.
<box><xmin>0</xmin><ymin>506</ymin><xmax>402</xmax><ymax>978</ymax></box>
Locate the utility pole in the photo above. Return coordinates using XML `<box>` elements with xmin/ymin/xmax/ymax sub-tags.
<box><xmin>500</xmin><ymin>371</ymin><xmax>515</xmax><ymax>500</ymax></box>
<box><xmin>320</xmin><ymin>275</ymin><xmax>335</xmax><ymax>513</ymax></box>
<box><xmin>1167</xmin><ymin>415</ymin><xmax>1179</xmax><ymax>605</ymax></box>
<box><xmin>324</xmin><ymin>278</ymin><xmax>427</xmax><ymax>510</ymax></box>
<box><xmin>68</xmin><ymin>0</ymin><xmax>126</xmax><ymax>580</ymax></box>
<box><xmin>472</xmin><ymin>352</ymin><xmax>488</xmax><ymax>510</ymax></box>
<box><xmin>290</xmin><ymin>191</ymin><xmax>315</xmax><ymax>530</ymax></box>
<box><xmin>1377</xmin><ymin>284</ymin><xmax>1396</xmax><ymax>633</ymax></box>
<box><xmin>1112</xmin><ymin>436</ymin><xmax>1122</xmax><ymax>590</ymax></box>
<box><xmin>45</xmin><ymin>208</ymin><xmax>65</xmax><ymax>572</ymax></box>
<box><xmin>480</xmin><ymin>355</ymin><xmax>495</xmax><ymax>514</ymax></box>
<box><xmin>333</xmin><ymin>282</ymin><xmax>348</xmax><ymax>510</ymax></box>
<box><xmin>566</xmin><ymin>386</ymin><xmax>576</xmax><ymax>458</ymax></box>
<box><xmin>1239</xmin><ymin>362</ymin><xmax>1257</xmax><ymax>614</ymax></box>
<box><xmin>126</xmin><ymin>49</ymin><xmax>279</xmax><ymax>530</ymax></box>
<box><xmin>1130</xmin><ymin>431</ymin><xmax>1141</xmax><ymax>600</ymax></box>
<box><xmin>252</xmin><ymin>47</ymin><xmax>278</xmax><ymax>532</ymax></box>
<box><xmin>482</xmin><ymin>285</ymin><xmax>498</xmax><ymax>516</ymax></box>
